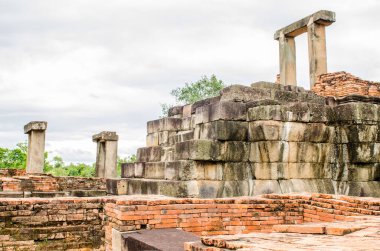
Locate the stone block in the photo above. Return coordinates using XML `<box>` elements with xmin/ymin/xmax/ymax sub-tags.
<box><xmin>181</xmin><ymin>116</ymin><xmax>194</xmax><ymax>130</ymax></box>
<box><xmin>252</xmin><ymin>163</ymin><xmax>331</xmax><ymax>180</ymax></box>
<box><xmin>251</xmin><ymin>81</ymin><xmax>284</xmax><ymax>90</ymax></box>
<box><xmin>249</xmin><ymin>180</ymin><xmax>282</xmax><ymax>195</ymax></box>
<box><xmin>345</xmin><ymin>143</ymin><xmax>380</xmax><ymax>163</ymax></box>
<box><xmin>335</xmin><ymin>125</ymin><xmax>380</xmax><ymax>143</ymax></box>
<box><xmin>195</xmin><ymin>101</ymin><xmax>246</xmax><ymax>124</ymax></box>
<box><xmin>134</xmin><ymin>162</ymin><xmax>145</xmax><ymax>178</ymax></box>
<box><xmin>106</xmin><ymin>179</ymin><xmax>128</xmax><ymax>195</ymax></box>
<box><xmin>168</xmin><ymin>106</ymin><xmax>183</xmax><ymax>117</ymax></box>
<box><xmin>247</xmin><ymin>103</ymin><xmax>329</xmax><ymax>122</ymax></box>
<box><xmin>279</xmin><ymin>179</ymin><xmax>335</xmax><ymax>194</ymax></box>
<box><xmin>144</xmin><ymin>162</ymin><xmax>165</xmax><ymax>179</ymax></box>
<box><xmin>158</xmin><ymin>131</ymin><xmax>176</xmax><ymax>146</ymax></box>
<box><xmin>221</xmin><ymin>180</ymin><xmax>250</xmax><ymax>197</ymax></box>
<box><xmin>174</xmin><ymin>140</ymin><xmax>219</xmax><ymax>161</ymax></box>
<box><xmin>161</xmin><ymin>146</ymin><xmax>175</xmax><ymax>162</ymax></box>
<box><xmin>347</xmin><ymin>164</ymin><xmax>380</xmax><ymax>181</ymax></box>
<box><xmin>183</xmin><ymin>104</ymin><xmax>192</xmax><ymax>117</ymax></box>
<box><xmin>250</xmin><ymin>142</ymin><xmax>332</xmax><ymax>163</ymax></box>
<box><xmin>169</xmin><ymin>131</ymin><xmax>194</xmax><ymax>145</ymax></box>
<box><xmin>342</xmin><ymin>181</ymin><xmax>380</xmax><ymax>197</ymax></box>
<box><xmin>136</xmin><ymin>146</ymin><xmax>162</xmax><ymax>162</ymax></box>
<box><xmin>220</xmin><ymin>85</ymin><xmax>272</xmax><ymax>102</ymax></box>
<box><xmin>191</xmin><ymin>96</ymin><xmax>221</xmax><ymax>114</ymax></box>
<box><xmin>24</xmin><ymin>121</ymin><xmax>47</xmax><ymax>134</ymax></box>
<box><xmin>121</xmin><ymin>163</ymin><xmax>135</xmax><ymax>178</ymax></box>
<box><xmin>196</xmin><ymin>121</ymin><xmax>248</xmax><ymax>141</ymax></box>
<box><xmin>146</xmin><ymin>133</ymin><xmax>159</xmax><ymax>147</ymax></box>
<box><xmin>218</xmin><ymin>141</ymin><xmax>249</xmax><ymax>162</ymax></box>
<box><xmin>333</xmin><ymin>103</ymin><xmax>380</xmax><ymax>123</ymax></box>
<box><xmin>147</xmin><ymin>118</ymin><xmax>182</xmax><ymax>134</ymax></box>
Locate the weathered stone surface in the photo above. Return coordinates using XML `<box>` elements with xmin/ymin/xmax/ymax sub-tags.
<box><xmin>168</xmin><ymin>105</ymin><xmax>183</xmax><ymax>117</ymax></box>
<box><xmin>247</xmin><ymin>103</ymin><xmax>330</xmax><ymax>122</ymax></box>
<box><xmin>218</xmin><ymin>141</ymin><xmax>249</xmax><ymax>162</ymax></box>
<box><xmin>252</xmin><ymin>162</ymin><xmax>331</xmax><ymax>180</ymax></box>
<box><xmin>250</xmin><ymin>180</ymin><xmax>282</xmax><ymax>195</ymax></box>
<box><xmin>220</xmin><ymin>85</ymin><xmax>271</xmax><ymax>102</ymax></box>
<box><xmin>175</xmin><ymin>140</ymin><xmax>219</xmax><ymax>161</ymax></box>
<box><xmin>333</xmin><ymin>103</ymin><xmax>380</xmax><ymax>123</ymax></box>
<box><xmin>195</xmin><ymin>101</ymin><xmax>246</xmax><ymax>124</ymax></box>
<box><xmin>147</xmin><ymin>118</ymin><xmax>182</xmax><ymax>133</ymax></box>
<box><xmin>24</xmin><ymin>121</ymin><xmax>47</xmax><ymax>134</ymax></box>
<box><xmin>251</xmin><ymin>81</ymin><xmax>284</xmax><ymax>90</ymax></box>
<box><xmin>248</xmin><ymin>121</ymin><xmax>332</xmax><ymax>142</ymax></box>
<box><xmin>195</xmin><ymin>121</ymin><xmax>248</xmax><ymax>141</ymax></box>
<box><xmin>146</xmin><ymin>133</ymin><xmax>159</xmax><ymax>147</ymax></box>
<box><xmin>136</xmin><ymin>146</ymin><xmax>162</xmax><ymax>162</ymax></box>
<box><xmin>279</xmin><ymin>179</ymin><xmax>335</xmax><ymax>194</ymax></box>
<box><xmin>250</xmin><ymin>141</ymin><xmax>331</xmax><ymax>163</ymax></box>
<box><xmin>335</xmin><ymin>125</ymin><xmax>380</xmax><ymax>143</ymax></box>
<box><xmin>335</xmin><ymin>143</ymin><xmax>380</xmax><ymax>163</ymax></box>
<box><xmin>169</xmin><ymin>131</ymin><xmax>194</xmax><ymax>145</ymax></box>
<box><xmin>92</xmin><ymin>131</ymin><xmax>118</xmax><ymax>142</ymax></box>
<box><xmin>144</xmin><ymin>162</ymin><xmax>165</xmax><ymax>179</ymax></box>
<box><xmin>121</xmin><ymin>163</ymin><xmax>135</xmax><ymax>178</ymax></box>
<box><xmin>106</xmin><ymin>178</ymin><xmax>128</xmax><ymax>195</ymax></box>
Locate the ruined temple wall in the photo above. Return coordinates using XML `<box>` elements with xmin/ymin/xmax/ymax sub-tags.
<box><xmin>120</xmin><ymin>82</ymin><xmax>380</xmax><ymax>198</ymax></box>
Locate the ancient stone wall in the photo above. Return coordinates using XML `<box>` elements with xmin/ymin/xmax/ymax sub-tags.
<box><xmin>313</xmin><ymin>72</ymin><xmax>380</xmax><ymax>98</ymax></box>
<box><xmin>119</xmin><ymin>81</ymin><xmax>380</xmax><ymax>198</ymax></box>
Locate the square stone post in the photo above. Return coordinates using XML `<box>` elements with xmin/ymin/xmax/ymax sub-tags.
<box><xmin>93</xmin><ymin>131</ymin><xmax>118</xmax><ymax>178</ymax></box>
<box><xmin>24</xmin><ymin>121</ymin><xmax>47</xmax><ymax>174</ymax></box>
<box><xmin>308</xmin><ymin>21</ymin><xmax>327</xmax><ymax>87</ymax></box>
<box><xmin>279</xmin><ymin>33</ymin><xmax>297</xmax><ymax>86</ymax></box>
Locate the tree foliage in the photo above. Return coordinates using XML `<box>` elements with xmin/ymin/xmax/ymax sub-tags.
<box><xmin>161</xmin><ymin>74</ymin><xmax>224</xmax><ymax>115</ymax></box>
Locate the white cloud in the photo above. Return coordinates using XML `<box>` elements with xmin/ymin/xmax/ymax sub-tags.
<box><xmin>0</xmin><ymin>0</ymin><xmax>379</xmax><ymax>162</ymax></box>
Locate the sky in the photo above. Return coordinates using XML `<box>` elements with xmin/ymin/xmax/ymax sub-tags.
<box><xmin>0</xmin><ymin>0</ymin><xmax>379</xmax><ymax>164</ymax></box>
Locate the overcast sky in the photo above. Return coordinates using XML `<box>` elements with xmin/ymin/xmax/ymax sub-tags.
<box><xmin>0</xmin><ymin>0</ymin><xmax>379</xmax><ymax>163</ymax></box>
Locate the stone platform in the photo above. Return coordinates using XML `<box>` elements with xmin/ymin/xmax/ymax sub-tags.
<box><xmin>117</xmin><ymin>80</ymin><xmax>380</xmax><ymax>198</ymax></box>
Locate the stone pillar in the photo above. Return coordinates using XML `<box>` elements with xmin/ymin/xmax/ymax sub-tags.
<box><xmin>279</xmin><ymin>33</ymin><xmax>297</xmax><ymax>86</ymax></box>
<box><xmin>307</xmin><ymin>21</ymin><xmax>328</xmax><ymax>87</ymax></box>
<box><xmin>24</xmin><ymin>121</ymin><xmax>47</xmax><ymax>174</ymax></box>
<box><xmin>93</xmin><ymin>131</ymin><xmax>118</xmax><ymax>178</ymax></box>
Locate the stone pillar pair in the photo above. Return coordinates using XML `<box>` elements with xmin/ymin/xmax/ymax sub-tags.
<box><xmin>274</xmin><ymin>10</ymin><xmax>335</xmax><ymax>87</ymax></box>
<box><xmin>23</xmin><ymin>121</ymin><xmax>118</xmax><ymax>178</ymax></box>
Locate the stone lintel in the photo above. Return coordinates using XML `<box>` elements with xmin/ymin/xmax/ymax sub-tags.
<box><xmin>274</xmin><ymin>10</ymin><xmax>335</xmax><ymax>40</ymax></box>
<box><xmin>24</xmin><ymin>121</ymin><xmax>47</xmax><ymax>134</ymax></box>
<box><xmin>92</xmin><ymin>131</ymin><xmax>118</xmax><ymax>142</ymax></box>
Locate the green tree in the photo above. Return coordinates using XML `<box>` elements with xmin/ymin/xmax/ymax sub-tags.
<box><xmin>161</xmin><ymin>74</ymin><xmax>224</xmax><ymax>115</ymax></box>
<box><xmin>0</xmin><ymin>142</ymin><xmax>27</xmax><ymax>169</ymax></box>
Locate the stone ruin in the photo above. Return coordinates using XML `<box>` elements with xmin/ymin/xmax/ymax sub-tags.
<box><xmin>0</xmin><ymin>10</ymin><xmax>379</xmax><ymax>251</ymax></box>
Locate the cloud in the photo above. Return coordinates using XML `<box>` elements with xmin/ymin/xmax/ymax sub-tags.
<box><xmin>0</xmin><ymin>0</ymin><xmax>379</xmax><ymax>162</ymax></box>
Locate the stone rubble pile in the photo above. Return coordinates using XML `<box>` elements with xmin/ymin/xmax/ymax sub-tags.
<box><xmin>117</xmin><ymin>81</ymin><xmax>380</xmax><ymax>198</ymax></box>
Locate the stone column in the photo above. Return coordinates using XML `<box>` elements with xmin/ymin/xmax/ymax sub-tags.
<box><xmin>24</xmin><ymin>121</ymin><xmax>47</xmax><ymax>174</ymax></box>
<box><xmin>279</xmin><ymin>33</ymin><xmax>297</xmax><ymax>86</ymax></box>
<box><xmin>307</xmin><ymin>21</ymin><xmax>328</xmax><ymax>87</ymax></box>
<box><xmin>93</xmin><ymin>131</ymin><xmax>118</xmax><ymax>178</ymax></box>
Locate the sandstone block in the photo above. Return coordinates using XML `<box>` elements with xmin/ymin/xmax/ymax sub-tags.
<box><xmin>249</xmin><ymin>180</ymin><xmax>282</xmax><ymax>195</ymax></box>
<box><xmin>181</xmin><ymin>116</ymin><xmax>194</xmax><ymax>130</ymax></box>
<box><xmin>121</xmin><ymin>163</ymin><xmax>135</xmax><ymax>178</ymax></box>
<box><xmin>195</xmin><ymin>101</ymin><xmax>246</xmax><ymax>124</ymax></box>
<box><xmin>106</xmin><ymin>179</ymin><xmax>128</xmax><ymax>195</ymax></box>
<box><xmin>174</xmin><ymin>140</ymin><xmax>219</xmax><ymax>161</ymax></box>
<box><xmin>161</xmin><ymin>146</ymin><xmax>175</xmax><ymax>162</ymax></box>
<box><xmin>147</xmin><ymin>118</ymin><xmax>182</xmax><ymax>133</ymax></box>
<box><xmin>218</xmin><ymin>141</ymin><xmax>249</xmax><ymax>162</ymax></box>
<box><xmin>249</xmin><ymin>120</ymin><xmax>333</xmax><ymax>142</ymax></box>
<box><xmin>144</xmin><ymin>162</ymin><xmax>165</xmax><ymax>179</ymax></box>
<box><xmin>136</xmin><ymin>146</ymin><xmax>162</xmax><ymax>162</ymax></box>
<box><xmin>279</xmin><ymin>179</ymin><xmax>335</xmax><ymax>194</ymax></box>
<box><xmin>158</xmin><ymin>131</ymin><xmax>176</xmax><ymax>146</ymax></box>
<box><xmin>168</xmin><ymin>106</ymin><xmax>183</xmax><ymax>117</ymax></box>
<box><xmin>169</xmin><ymin>131</ymin><xmax>194</xmax><ymax>145</ymax></box>
<box><xmin>335</xmin><ymin>125</ymin><xmax>380</xmax><ymax>143</ymax></box>
<box><xmin>220</xmin><ymin>85</ymin><xmax>271</xmax><ymax>102</ymax></box>
<box><xmin>347</xmin><ymin>164</ymin><xmax>380</xmax><ymax>181</ymax></box>
<box><xmin>146</xmin><ymin>133</ymin><xmax>159</xmax><ymax>147</ymax></box>
<box><xmin>165</xmin><ymin>161</ymin><xmax>202</xmax><ymax>180</ymax></box>
<box><xmin>333</xmin><ymin>103</ymin><xmax>380</xmax><ymax>123</ymax></box>
<box><xmin>134</xmin><ymin>162</ymin><xmax>145</xmax><ymax>178</ymax></box>
<box><xmin>196</xmin><ymin>120</ymin><xmax>248</xmax><ymax>141</ymax></box>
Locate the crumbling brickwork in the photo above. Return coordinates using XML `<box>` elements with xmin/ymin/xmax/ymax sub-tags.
<box><xmin>313</xmin><ymin>72</ymin><xmax>380</xmax><ymax>98</ymax></box>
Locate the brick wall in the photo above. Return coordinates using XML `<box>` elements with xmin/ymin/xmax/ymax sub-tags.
<box><xmin>0</xmin><ymin>171</ymin><xmax>106</xmax><ymax>192</ymax></box>
<box><xmin>0</xmin><ymin>194</ymin><xmax>379</xmax><ymax>250</ymax></box>
<box><xmin>0</xmin><ymin>197</ymin><xmax>106</xmax><ymax>250</ymax></box>
<box><xmin>313</xmin><ymin>71</ymin><xmax>380</xmax><ymax>98</ymax></box>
